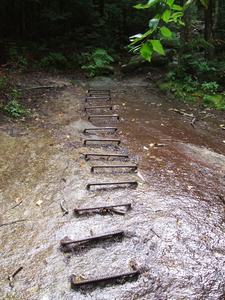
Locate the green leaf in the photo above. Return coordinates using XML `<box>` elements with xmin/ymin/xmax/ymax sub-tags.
<box><xmin>160</xmin><ymin>27</ymin><xmax>172</xmax><ymax>37</ymax></box>
<box><xmin>140</xmin><ymin>41</ymin><xmax>153</xmax><ymax>61</ymax></box>
<box><xmin>130</xmin><ymin>29</ymin><xmax>153</xmax><ymax>45</ymax></box>
<box><xmin>161</xmin><ymin>9</ymin><xmax>171</xmax><ymax>22</ymax></box>
<box><xmin>129</xmin><ymin>34</ymin><xmax>143</xmax><ymax>42</ymax></box>
<box><xmin>183</xmin><ymin>0</ymin><xmax>194</xmax><ymax>10</ymax></box>
<box><xmin>134</xmin><ymin>0</ymin><xmax>159</xmax><ymax>9</ymax></box>
<box><xmin>170</xmin><ymin>11</ymin><xmax>183</xmax><ymax>22</ymax></box>
<box><xmin>199</xmin><ymin>0</ymin><xmax>210</xmax><ymax>8</ymax></box>
<box><xmin>171</xmin><ymin>4</ymin><xmax>183</xmax><ymax>11</ymax></box>
<box><xmin>149</xmin><ymin>40</ymin><xmax>165</xmax><ymax>55</ymax></box>
<box><xmin>178</xmin><ymin>20</ymin><xmax>185</xmax><ymax>26</ymax></box>
<box><xmin>165</xmin><ymin>0</ymin><xmax>175</xmax><ymax>7</ymax></box>
<box><xmin>149</xmin><ymin>18</ymin><xmax>159</xmax><ymax>30</ymax></box>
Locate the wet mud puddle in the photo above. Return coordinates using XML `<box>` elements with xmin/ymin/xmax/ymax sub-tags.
<box><xmin>0</xmin><ymin>75</ymin><xmax>225</xmax><ymax>299</ymax></box>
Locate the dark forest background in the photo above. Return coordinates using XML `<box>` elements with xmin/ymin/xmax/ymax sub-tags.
<box><xmin>1</xmin><ymin>0</ymin><xmax>225</xmax><ymax>112</ymax></box>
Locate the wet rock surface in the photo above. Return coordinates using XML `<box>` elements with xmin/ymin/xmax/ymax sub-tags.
<box><xmin>0</xmin><ymin>73</ymin><xmax>225</xmax><ymax>299</ymax></box>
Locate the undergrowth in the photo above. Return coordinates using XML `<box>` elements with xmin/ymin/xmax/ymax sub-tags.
<box><xmin>159</xmin><ymin>57</ymin><xmax>225</xmax><ymax>110</ymax></box>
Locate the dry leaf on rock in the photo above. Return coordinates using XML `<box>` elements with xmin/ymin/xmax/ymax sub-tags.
<box><xmin>36</xmin><ymin>200</ymin><xmax>43</xmax><ymax>206</ymax></box>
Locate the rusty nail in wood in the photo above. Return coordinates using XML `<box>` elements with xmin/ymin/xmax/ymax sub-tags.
<box><xmin>86</xmin><ymin>181</ymin><xmax>138</xmax><ymax>190</ymax></box>
<box><xmin>84</xmin><ymin>105</ymin><xmax>113</xmax><ymax>111</ymax></box>
<box><xmin>91</xmin><ymin>164</ymin><xmax>137</xmax><ymax>172</ymax></box>
<box><xmin>74</xmin><ymin>203</ymin><xmax>131</xmax><ymax>215</ymax></box>
<box><xmin>71</xmin><ymin>270</ymin><xmax>139</xmax><ymax>287</ymax></box>
<box><xmin>84</xmin><ymin>153</ymin><xmax>128</xmax><ymax>160</ymax></box>
<box><xmin>60</xmin><ymin>230</ymin><xmax>124</xmax><ymax>246</ymax></box>
<box><xmin>83</xmin><ymin>127</ymin><xmax>117</xmax><ymax>134</ymax></box>
<box><xmin>84</xmin><ymin>139</ymin><xmax>121</xmax><ymax>146</ymax></box>
<box><xmin>88</xmin><ymin>115</ymin><xmax>120</xmax><ymax>120</ymax></box>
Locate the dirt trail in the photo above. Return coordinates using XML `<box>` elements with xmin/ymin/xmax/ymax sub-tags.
<box><xmin>0</xmin><ymin>73</ymin><xmax>225</xmax><ymax>299</ymax></box>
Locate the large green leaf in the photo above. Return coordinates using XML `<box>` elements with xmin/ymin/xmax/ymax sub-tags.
<box><xmin>149</xmin><ymin>18</ymin><xmax>159</xmax><ymax>30</ymax></box>
<box><xmin>149</xmin><ymin>40</ymin><xmax>165</xmax><ymax>55</ymax></box>
<box><xmin>161</xmin><ymin>9</ymin><xmax>171</xmax><ymax>22</ymax></box>
<box><xmin>160</xmin><ymin>26</ymin><xmax>172</xmax><ymax>37</ymax></box>
<box><xmin>134</xmin><ymin>0</ymin><xmax>159</xmax><ymax>9</ymax></box>
<box><xmin>140</xmin><ymin>41</ymin><xmax>153</xmax><ymax>61</ymax></box>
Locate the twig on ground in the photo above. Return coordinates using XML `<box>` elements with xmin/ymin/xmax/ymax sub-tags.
<box><xmin>171</xmin><ymin>108</ymin><xmax>194</xmax><ymax>118</ymax></box>
<box><xmin>0</xmin><ymin>219</ymin><xmax>27</xmax><ymax>227</ymax></box>
<box><xmin>18</xmin><ymin>86</ymin><xmax>61</xmax><ymax>91</ymax></box>
<box><xmin>191</xmin><ymin>117</ymin><xmax>197</xmax><ymax>129</ymax></box>
<box><xmin>11</xmin><ymin>200</ymin><xmax>23</xmax><ymax>209</ymax></box>
<box><xmin>8</xmin><ymin>266</ymin><xmax>23</xmax><ymax>287</ymax></box>
<box><xmin>60</xmin><ymin>200</ymin><xmax>69</xmax><ymax>215</ymax></box>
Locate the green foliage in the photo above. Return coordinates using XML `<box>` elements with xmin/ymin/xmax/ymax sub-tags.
<box><xmin>3</xmin><ymin>101</ymin><xmax>30</xmax><ymax>118</ymax></box>
<box><xmin>165</xmin><ymin>72</ymin><xmax>176</xmax><ymax>81</ymax></box>
<box><xmin>11</xmin><ymin>89</ymin><xmax>23</xmax><ymax>99</ymax></box>
<box><xmin>159</xmin><ymin>76</ymin><xmax>225</xmax><ymax>109</ymax></box>
<box><xmin>81</xmin><ymin>48</ymin><xmax>114</xmax><ymax>77</ymax></box>
<box><xmin>38</xmin><ymin>52</ymin><xmax>67</xmax><ymax>70</ymax></box>
<box><xmin>182</xmin><ymin>76</ymin><xmax>199</xmax><ymax>92</ymax></box>
<box><xmin>201</xmin><ymin>81</ymin><xmax>219</xmax><ymax>93</ymax></box>
<box><xmin>202</xmin><ymin>94</ymin><xmax>225</xmax><ymax>110</ymax></box>
<box><xmin>130</xmin><ymin>0</ymin><xmax>185</xmax><ymax>60</ymax></box>
<box><xmin>0</xmin><ymin>76</ymin><xmax>8</xmax><ymax>89</ymax></box>
<box><xmin>9</xmin><ymin>46</ymin><xmax>29</xmax><ymax>69</ymax></box>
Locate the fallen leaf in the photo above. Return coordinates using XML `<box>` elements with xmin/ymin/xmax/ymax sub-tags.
<box><xmin>158</xmin><ymin>164</ymin><xmax>164</xmax><ymax>168</ymax></box>
<box><xmin>177</xmin><ymin>168</ymin><xmax>182</xmax><ymax>171</ymax></box>
<box><xmin>27</xmin><ymin>98</ymin><xmax>32</xmax><ymax>102</ymax></box>
<box><xmin>149</xmin><ymin>143</ymin><xmax>155</xmax><ymax>147</ymax></box>
<box><xmin>143</xmin><ymin>146</ymin><xmax>149</xmax><ymax>150</ymax></box>
<box><xmin>77</xmin><ymin>276</ymin><xmax>84</xmax><ymax>282</ymax></box>
<box><xmin>167</xmin><ymin>170</ymin><xmax>174</xmax><ymax>173</ymax></box>
<box><xmin>132</xmin><ymin>118</ymin><xmax>136</xmax><ymax>121</ymax></box>
<box><xmin>187</xmin><ymin>186</ymin><xmax>194</xmax><ymax>190</ymax></box>
<box><xmin>36</xmin><ymin>200</ymin><xmax>43</xmax><ymax>206</ymax></box>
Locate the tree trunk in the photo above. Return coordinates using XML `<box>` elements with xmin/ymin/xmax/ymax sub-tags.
<box><xmin>205</xmin><ymin>0</ymin><xmax>214</xmax><ymax>60</ymax></box>
<box><xmin>180</xmin><ymin>0</ymin><xmax>192</xmax><ymax>52</ymax></box>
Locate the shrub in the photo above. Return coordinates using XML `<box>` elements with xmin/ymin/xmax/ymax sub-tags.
<box><xmin>38</xmin><ymin>52</ymin><xmax>67</xmax><ymax>70</ymax></box>
<box><xmin>9</xmin><ymin>46</ymin><xmax>29</xmax><ymax>69</ymax></box>
<box><xmin>81</xmin><ymin>48</ymin><xmax>114</xmax><ymax>77</ymax></box>
<box><xmin>201</xmin><ymin>81</ymin><xmax>219</xmax><ymax>93</ymax></box>
<box><xmin>3</xmin><ymin>100</ymin><xmax>30</xmax><ymax>118</ymax></box>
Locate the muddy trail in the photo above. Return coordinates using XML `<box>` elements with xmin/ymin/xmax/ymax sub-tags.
<box><xmin>0</xmin><ymin>73</ymin><xmax>225</xmax><ymax>300</ymax></box>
